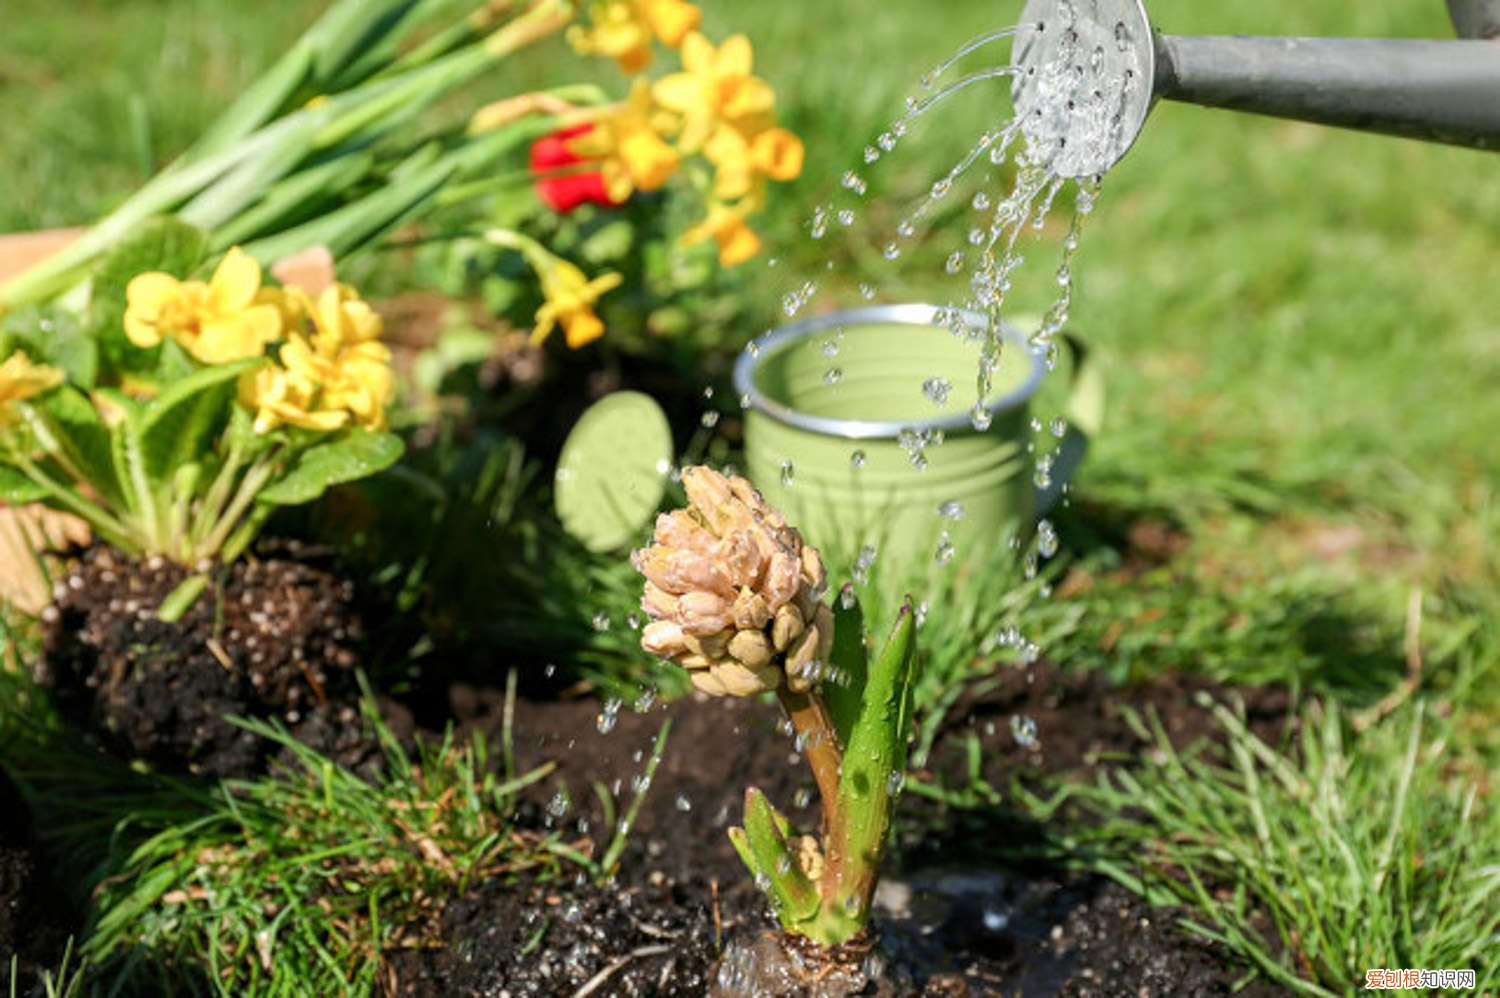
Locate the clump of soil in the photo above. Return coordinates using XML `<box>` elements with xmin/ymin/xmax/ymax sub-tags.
<box><xmin>0</xmin><ymin>771</ymin><xmax>75</xmax><ymax>997</ymax></box>
<box><xmin>390</xmin><ymin>665</ymin><xmax>1294</xmax><ymax>995</ymax></box>
<box><xmin>37</xmin><ymin>542</ymin><xmax>374</xmax><ymax>779</ymax></box>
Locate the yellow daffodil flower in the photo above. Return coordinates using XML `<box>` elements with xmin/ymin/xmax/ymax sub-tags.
<box><xmin>703</xmin><ymin>123</ymin><xmax>805</xmax><ymax>202</ymax></box>
<box><xmin>568</xmin><ymin>0</ymin><xmax>701</xmax><ymax>73</ymax></box>
<box><xmin>653</xmin><ymin>32</ymin><xmax>777</xmax><ymax>152</ymax></box>
<box><xmin>534</xmin><ymin>256</ymin><xmax>623</xmax><ymax>349</ymax></box>
<box><xmin>124</xmin><ymin>248</ymin><xmax>284</xmax><ymax>366</ymax></box>
<box><xmin>570</xmin><ymin>80</ymin><xmax>682</xmax><ymax>201</ymax></box>
<box><xmin>684</xmin><ymin>201</ymin><xmax>762</xmax><ymax>266</ymax></box>
<box><xmin>0</xmin><ymin>350</ymin><xmax>64</xmax><ymax>427</ymax></box>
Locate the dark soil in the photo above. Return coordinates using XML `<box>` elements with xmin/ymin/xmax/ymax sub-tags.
<box><xmin>37</xmin><ymin>542</ymin><xmax>379</xmax><ymax>779</ymax></box>
<box><xmin>0</xmin><ymin>770</ymin><xmax>75</xmax><ymax>997</ymax></box>
<box><xmin>388</xmin><ymin>665</ymin><xmax>1294</xmax><ymax>996</ymax></box>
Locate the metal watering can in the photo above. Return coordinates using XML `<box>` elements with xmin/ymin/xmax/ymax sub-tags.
<box><xmin>1011</xmin><ymin>0</ymin><xmax>1500</xmax><ymax>178</ymax></box>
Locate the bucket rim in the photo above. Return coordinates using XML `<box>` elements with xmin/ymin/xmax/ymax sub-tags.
<box><xmin>732</xmin><ymin>303</ymin><xmax>1045</xmax><ymax>440</ymax></box>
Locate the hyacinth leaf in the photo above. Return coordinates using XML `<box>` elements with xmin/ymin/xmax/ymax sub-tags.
<box><xmin>0</xmin><ymin>465</ymin><xmax>47</xmax><ymax>505</ymax></box>
<box><xmin>554</xmin><ymin>392</ymin><xmax>673</xmax><ymax>553</ymax></box>
<box><xmin>822</xmin><ymin>584</ymin><xmax>870</xmax><ymax>751</ymax></box>
<box><xmin>257</xmin><ymin>430</ymin><xmax>403</xmax><ymax>507</ymax></box>
<box><xmin>137</xmin><ymin>359</ymin><xmax>262</xmax><ymax>484</ymax></box>
<box><xmin>738</xmin><ymin>787</ymin><xmax>820</xmax><ymax>926</ymax></box>
<box><xmin>832</xmin><ymin>601</ymin><xmax>918</xmax><ymax>904</ymax></box>
<box><xmin>210</xmin><ymin>153</ymin><xmax>377</xmax><ymax>252</ymax></box>
<box><xmin>189</xmin><ymin>39</ymin><xmax>316</xmax><ymax>162</ymax></box>
<box><xmin>179</xmin><ymin>116</ymin><xmax>324</xmax><ymax>233</ymax></box>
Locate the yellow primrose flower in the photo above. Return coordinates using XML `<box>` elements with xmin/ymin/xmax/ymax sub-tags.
<box><xmin>684</xmin><ymin>201</ymin><xmax>762</xmax><ymax>266</ymax></box>
<box><xmin>238</xmin><ymin>284</ymin><xmax>395</xmax><ymax>434</ymax></box>
<box><xmin>0</xmin><ymin>350</ymin><xmax>64</xmax><ymax>426</ymax></box>
<box><xmin>570</xmin><ymin>80</ymin><xmax>682</xmax><ymax>201</ymax></box>
<box><xmin>653</xmin><ymin>32</ymin><xmax>777</xmax><ymax>152</ymax></box>
<box><xmin>533</xmin><ymin>256</ymin><xmax>623</xmax><ymax>349</ymax></box>
<box><xmin>124</xmin><ymin>248</ymin><xmax>284</xmax><ymax>365</ymax></box>
<box><xmin>703</xmin><ymin>124</ymin><xmax>805</xmax><ymax>203</ymax></box>
<box><xmin>304</xmin><ymin>282</ymin><xmax>384</xmax><ymax>352</ymax></box>
<box><xmin>568</xmin><ymin>0</ymin><xmax>701</xmax><ymax>73</ymax></box>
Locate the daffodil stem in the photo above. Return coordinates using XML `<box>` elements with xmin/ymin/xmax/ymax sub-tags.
<box><xmin>775</xmin><ymin>687</ymin><xmax>847</xmax><ymax>901</ymax></box>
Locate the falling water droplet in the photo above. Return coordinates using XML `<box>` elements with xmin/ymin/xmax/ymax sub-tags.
<box><xmin>1049</xmin><ymin>416</ymin><xmax>1067</xmax><ymax>437</ymax></box>
<box><xmin>780</xmin><ymin>460</ymin><xmax>795</xmax><ymax>486</ymax></box>
<box><xmin>970</xmin><ymin>404</ymin><xmax>993</xmax><ymax>431</ymax></box>
<box><xmin>1011</xmin><ymin>714</ymin><xmax>1039</xmax><ymax>749</ymax></box>
<box><xmin>700</xmin><ymin>410</ymin><xmax>720</xmax><ymax>428</ymax></box>
<box><xmin>592</xmin><ymin>611</ymin><xmax>611</xmax><ymax>631</ymax></box>
<box><xmin>864</xmin><ymin>145</ymin><xmax>880</xmax><ymax>163</ymax></box>
<box><xmin>823</xmin><ymin>367</ymin><xmax>843</xmax><ymax>385</ymax></box>
<box><xmin>930</xmin><ymin>178</ymin><xmax>952</xmax><ymax>199</ymax></box>
<box><xmin>878</xmin><ymin>131</ymin><xmax>898</xmax><ymax>151</ymax></box>
<box><xmin>946</xmin><ymin>251</ymin><xmax>966</xmax><ymax>275</ymax></box>
<box><xmin>852</xmin><ymin>544</ymin><xmax>878</xmax><ymax>583</ymax></box>
<box><xmin>1037</xmin><ymin>519</ymin><xmax>1059</xmax><ymax>558</ymax></box>
<box><xmin>897</xmin><ymin>219</ymin><xmax>916</xmax><ymax>238</ymax></box>
<box><xmin>938</xmin><ymin>500</ymin><xmax>965</xmax><ymax>520</ymax></box>
<box><xmin>922</xmin><ymin>377</ymin><xmax>953</xmax><ymax>406</ymax></box>
<box><xmin>971</xmin><ymin>191</ymin><xmax>992</xmax><ymax>210</ymax></box>
<box><xmin>837</xmin><ymin>208</ymin><xmax>856</xmax><ymax>227</ymax></box>
<box><xmin>596</xmin><ymin>698</ymin><xmax>622</xmax><ymax>734</ymax></box>
<box><xmin>859</xmin><ymin>283</ymin><xmax>877</xmax><ymax>301</ymax></box>
<box><xmin>935</xmin><ymin>534</ymin><xmax>955</xmax><ymax>565</ymax></box>
<box><xmin>883</xmin><ymin>243</ymin><xmax>901</xmax><ymax>260</ymax></box>
<box><xmin>850</xmin><ymin>449</ymin><xmax>867</xmax><ymax>469</ymax></box>
<box><xmin>841</xmin><ymin>171</ymin><xmax>868</xmax><ymax>195</ymax></box>
<box><xmin>675</xmin><ymin>794</ymin><xmax>692</xmax><ymax>812</ymax></box>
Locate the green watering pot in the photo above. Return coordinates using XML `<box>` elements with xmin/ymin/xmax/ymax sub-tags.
<box><xmin>734</xmin><ymin>304</ymin><xmax>1104</xmax><ymax>583</ymax></box>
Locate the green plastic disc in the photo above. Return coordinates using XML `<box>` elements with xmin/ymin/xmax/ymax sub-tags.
<box><xmin>555</xmin><ymin>391</ymin><xmax>674</xmax><ymax>552</ymax></box>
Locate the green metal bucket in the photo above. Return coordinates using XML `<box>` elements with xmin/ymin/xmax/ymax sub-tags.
<box><xmin>734</xmin><ymin>304</ymin><xmax>1103</xmax><ymax>583</ymax></box>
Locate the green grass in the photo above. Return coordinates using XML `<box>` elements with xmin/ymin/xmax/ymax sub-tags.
<box><xmin>3</xmin><ymin>1</ymin><xmax>1499</xmax><ymax>994</ymax></box>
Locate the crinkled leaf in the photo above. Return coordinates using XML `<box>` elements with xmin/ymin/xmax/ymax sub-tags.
<box><xmin>258</xmin><ymin>430</ymin><xmax>402</xmax><ymax>506</ymax></box>
<box><xmin>0</xmin><ymin>464</ymin><xmax>47</xmax><ymax>504</ymax></box>
<box><xmin>1</xmin><ymin>307</ymin><xmax>98</xmax><ymax>387</ymax></box>
<box><xmin>137</xmin><ymin>359</ymin><xmax>261</xmax><ymax>483</ymax></box>
<box><xmin>88</xmin><ymin>216</ymin><xmax>208</xmax><ymax>381</ymax></box>
<box><xmin>43</xmin><ymin>385</ymin><xmax>124</xmax><ymax>505</ymax></box>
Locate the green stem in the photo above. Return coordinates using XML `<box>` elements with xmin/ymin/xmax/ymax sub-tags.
<box><xmin>6</xmin><ymin>450</ymin><xmax>141</xmax><ymax>557</ymax></box>
<box><xmin>197</xmin><ymin>452</ymin><xmax>279</xmax><ymax>560</ymax></box>
<box><xmin>192</xmin><ymin>440</ymin><xmax>248</xmax><ymax>547</ymax></box>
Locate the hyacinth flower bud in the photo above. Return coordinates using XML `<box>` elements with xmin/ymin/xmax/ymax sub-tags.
<box><xmin>632</xmin><ymin>465</ymin><xmax>829</xmax><ymax>698</ymax></box>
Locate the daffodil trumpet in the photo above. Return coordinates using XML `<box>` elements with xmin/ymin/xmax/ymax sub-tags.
<box><xmin>632</xmin><ymin>466</ymin><xmax>920</xmax><ymax>946</ymax></box>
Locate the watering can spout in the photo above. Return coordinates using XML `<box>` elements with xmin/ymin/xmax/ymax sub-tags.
<box><xmin>1010</xmin><ymin>0</ymin><xmax>1500</xmax><ymax>178</ymax></box>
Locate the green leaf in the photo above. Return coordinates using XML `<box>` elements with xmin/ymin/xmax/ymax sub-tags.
<box><xmin>822</xmin><ymin>584</ymin><xmax>869</xmax><ymax>751</ymax></box>
<box><xmin>137</xmin><ymin>359</ymin><xmax>262</xmax><ymax>483</ymax></box>
<box><xmin>258</xmin><ymin>430</ymin><xmax>403</xmax><ymax>506</ymax></box>
<box><xmin>0</xmin><ymin>464</ymin><xmax>48</xmax><ymax>504</ymax></box>
<box><xmin>832</xmin><ymin>601</ymin><xmax>918</xmax><ymax>902</ymax></box>
<box><xmin>738</xmin><ymin>787</ymin><xmax>820</xmax><ymax>927</ymax></box>
<box><xmin>88</xmin><ymin>216</ymin><xmax>209</xmax><ymax>380</ymax></box>
<box><xmin>1</xmin><ymin>307</ymin><xmax>98</xmax><ymax>387</ymax></box>
<box><xmin>43</xmin><ymin>386</ymin><xmax>124</xmax><ymax>505</ymax></box>
<box><xmin>157</xmin><ymin>573</ymin><xmax>210</xmax><ymax>623</ymax></box>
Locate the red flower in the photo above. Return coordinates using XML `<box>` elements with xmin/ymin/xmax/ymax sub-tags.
<box><xmin>530</xmin><ymin>124</ymin><xmax>618</xmax><ymax>213</ymax></box>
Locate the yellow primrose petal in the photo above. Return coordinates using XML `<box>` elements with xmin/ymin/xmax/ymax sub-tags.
<box><xmin>125</xmin><ymin>272</ymin><xmax>182</xmax><ymax>317</ymax></box>
<box><xmin>642</xmin><ymin>0</ymin><xmax>700</xmax><ymax>46</ymax></box>
<box><xmin>0</xmin><ymin>351</ymin><xmax>65</xmax><ymax>413</ymax></box>
<box><xmin>751</xmin><ymin>127</ymin><xmax>805</xmax><ymax>181</ymax></box>
<box><xmin>313</xmin><ymin>283</ymin><xmax>383</xmax><ymax>350</ymax></box>
<box><xmin>209</xmin><ymin>248</ymin><xmax>263</xmax><ymax>312</ymax></box>
<box><xmin>562</xmin><ymin>308</ymin><xmax>606</xmax><ymax>349</ymax></box>
<box><xmin>192</xmin><ymin>304</ymin><xmax>282</xmax><ymax>365</ymax></box>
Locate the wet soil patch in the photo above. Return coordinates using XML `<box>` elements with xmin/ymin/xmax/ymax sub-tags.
<box><xmin>38</xmin><ymin>542</ymin><xmax>378</xmax><ymax>779</ymax></box>
<box><xmin>390</xmin><ymin>664</ymin><xmax>1294</xmax><ymax>995</ymax></box>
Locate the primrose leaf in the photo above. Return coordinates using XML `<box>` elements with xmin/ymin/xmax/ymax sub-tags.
<box><xmin>88</xmin><ymin>216</ymin><xmax>209</xmax><ymax>380</ymax></box>
<box><xmin>137</xmin><ymin>359</ymin><xmax>261</xmax><ymax>483</ymax></box>
<box><xmin>258</xmin><ymin>430</ymin><xmax>403</xmax><ymax>507</ymax></box>
<box><xmin>0</xmin><ymin>464</ymin><xmax>47</xmax><ymax>504</ymax></box>
<box><xmin>43</xmin><ymin>386</ymin><xmax>124</xmax><ymax>505</ymax></box>
<box><xmin>1</xmin><ymin>307</ymin><xmax>98</xmax><ymax>387</ymax></box>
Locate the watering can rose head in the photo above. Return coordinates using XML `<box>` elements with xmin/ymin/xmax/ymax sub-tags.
<box><xmin>632</xmin><ymin>465</ymin><xmax>832</xmax><ymax>697</ymax></box>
